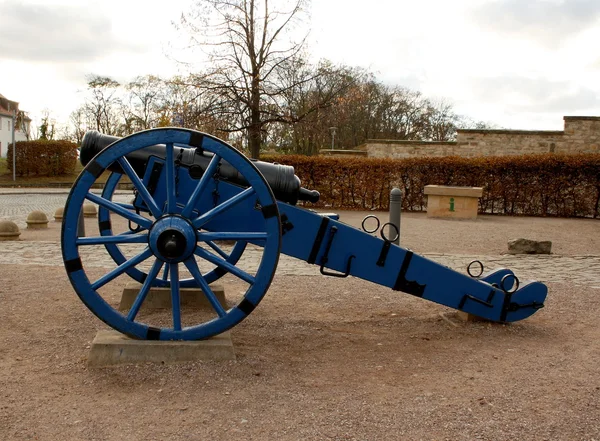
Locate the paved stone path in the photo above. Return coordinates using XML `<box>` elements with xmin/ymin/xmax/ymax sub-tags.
<box><xmin>0</xmin><ymin>191</ymin><xmax>131</xmax><ymax>228</ymax></box>
<box><xmin>1</xmin><ymin>239</ymin><xmax>599</xmax><ymax>287</ymax></box>
<box><xmin>2</xmin><ymin>190</ymin><xmax>600</xmax><ymax>288</ymax></box>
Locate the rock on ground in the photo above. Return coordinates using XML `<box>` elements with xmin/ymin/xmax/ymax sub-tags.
<box><xmin>507</xmin><ymin>238</ymin><xmax>552</xmax><ymax>254</ymax></box>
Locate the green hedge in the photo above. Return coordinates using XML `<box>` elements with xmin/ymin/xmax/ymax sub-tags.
<box><xmin>7</xmin><ymin>140</ymin><xmax>78</xmax><ymax>176</ymax></box>
<box><xmin>261</xmin><ymin>153</ymin><xmax>600</xmax><ymax>218</ymax></box>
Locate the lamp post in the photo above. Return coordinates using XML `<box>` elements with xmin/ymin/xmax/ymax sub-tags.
<box><xmin>12</xmin><ymin>110</ymin><xmax>16</xmax><ymax>182</ymax></box>
<box><xmin>329</xmin><ymin>126</ymin><xmax>337</xmax><ymax>150</ymax></box>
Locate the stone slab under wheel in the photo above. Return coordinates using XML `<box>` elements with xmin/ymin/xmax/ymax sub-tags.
<box><xmin>87</xmin><ymin>330</ymin><xmax>235</xmax><ymax>367</ymax></box>
<box><xmin>118</xmin><ymin>282</ymin><xmax>226</xmax><ymax>311</ymax></box>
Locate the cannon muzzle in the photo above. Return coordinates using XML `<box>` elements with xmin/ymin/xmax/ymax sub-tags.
<box><xmin>80</xmin><ymin>130</ymin><xmax>319</xmax><ymax>205</ymax></box>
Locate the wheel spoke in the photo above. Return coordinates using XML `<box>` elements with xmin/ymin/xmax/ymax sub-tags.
<box><xmin>86</xmin><ymin>192</ymin><xmax>152</xmax><ymax>229</ymax></box>
<box><xmin>184</xmin><ymin>257</ymin><xmax>227</xmax><ymax>318</ymax></box>
<box><xmin>91</xmin><ymin>248</ymin><xmax>153</xmax><ymax>290</ymax></box>
<box><xmin>117</xmin><ymin>228</ymin><xmax>149</xmax><ymax>236</ymax></box>
<box><xmin>205</xmin><ymin>241</ymin><xmax>231</xmax><ymax>260</ymax></box>
<box><xmin>194</xmin><ymin>247</ymin><xmax>256</xmax><ymax>284</ymax></box>
<box><xmin>117</xmin><ymin>157</ymin><xmax>162</xmax><ymax>218</ymax></box>
<box><xmin>182</xmin><ymin>153</ymin><xmax>221</xmax><ymax>218</ymax></box>
<box><xmin>106</xmin><ymin>202</ymin><xmax>136</xmax><ymax>211</ymax></box>
<box><xmin>165</xmin><ymin>142</ymin><xmax>176</xmax><ymax>213</ymax></box>
<box><xmin>161</xmin><ymin>264</ymin><xmax>170</xmax><ymax>281</ymax></box>
<box><xmin>127</xmin><ymin>258</ymin><xmax>164</xmax><ymax>321</ymax></box>
<box><xmin>77</xmin><ymin>233</ymin><xmax>148</xmax><ymax>246</ymax></box>
<box><xmin>192</xmin><ymin>187</ymin><xmax>255</xmax><ymax>229</ymax></box>
<box><xmin>170</xmin><ymin>263</ymin><xmax>182</xmax><ymax>331</ymax></box>
<box><xmin>198</xmin><ymin>232</ymin><xmax>267</xmax><ymax>242</ymax></box>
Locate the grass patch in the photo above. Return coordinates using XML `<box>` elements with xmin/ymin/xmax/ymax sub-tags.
<box><xmin>0</xmin><ymin>162</ymin><xmax>82</xmax><ymax>186</ymax></box>
<box><xmin>0</xmin><ymin>161</ymin><xmax>131</xmax><ymax>188</ymax></box>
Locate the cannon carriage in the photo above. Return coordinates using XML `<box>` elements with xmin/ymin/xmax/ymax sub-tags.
<box><xmin>61</xmin><ymin>128</ymin><xmax>546</xmax><ymax>341</ymax></box>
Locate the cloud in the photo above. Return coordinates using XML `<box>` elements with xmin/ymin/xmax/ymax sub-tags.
<box><xmin>0</xmin><ymin>2</ymin><xmax>142</xmax><ymax>63</ymax></box>
<box><xmin>471</xmin><ymin>75</ymin><xmax>600</xmax><ymax>112</ymax></box>
<box><xmin>538</xmin><ymin>88</ymin><xmax>600</xmax><ymax>112</ymax></box>
<box><xmin>472</xmin><ymin>0</ymin><xmax>600</xmax><ymax>47</ymax></box>
<box><xmin>590</xmin><ymin>58</ymin><xmax>600</xmax><ymax>70</ymax></box>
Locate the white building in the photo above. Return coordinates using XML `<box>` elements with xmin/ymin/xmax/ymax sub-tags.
<box><xmin>0</xmin><ymin>93</ymin><xmax>31</xmax><ymax>158</ymax></box>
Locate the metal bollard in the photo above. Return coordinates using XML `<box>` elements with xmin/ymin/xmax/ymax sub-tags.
<box><xmin>389</xmin><ymin>188</ymin><xmax>401</xmax><ymax>245</ymax></box>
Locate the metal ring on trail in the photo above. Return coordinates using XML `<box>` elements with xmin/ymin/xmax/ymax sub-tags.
<box><xmin>380</xmin><ymin>222</ymin><xmax>399</xmax><ymax>243</ymax></box>
<box><xmin>467</xmin><ymin>260</ymin><xmax>484</xmax><ymax>278</ymax></box>
<box><xmin>500</xmin><ymin>273</ymin><xmax>520</xmax><ymax>294</ymax></box>
<box><xmin>361</xmin><ymin>215</ymin><xmax>380</xmax><ymax>233</ymax></box>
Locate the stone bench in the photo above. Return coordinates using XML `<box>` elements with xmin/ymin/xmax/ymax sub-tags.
<box><xmin>424</xmin><ymin>185</ymin><xmax>483</xmax><ymax>219</ymax></box>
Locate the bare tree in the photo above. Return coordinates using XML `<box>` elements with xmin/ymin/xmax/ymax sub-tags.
<box><xmin>423</xmin><ymin>99</ymin><xmax>459</xmax><ymax>141</ymax></box>
<box><xmin>276</xmin><ymin>61</ymin><xmax>363</xmax><ymax>154</ymax></box>
<box><xmin>181</xmin><ymin>0</ymin><xmax>311</xmax><ymax>158</ymax></box>
<box><xmin>65</xmin><ymin>65</ymin><xmax>498</xmax><ymax>154</ymax></box>
<box><xmin>15</xmin><ymin>110</ymin><xmax>31</xmax><ymax>141</ymax></box>
<box><xmin>85</xmin><ymin>75</ymin><xmax>122</xmax><ymax>136</ymax></box>
<box><xmin>160</xmin><ymin>75</ymin><xmax>236</xmax><ymax>141</ymax></box>
<box><xmin>38</xmin><ymin>108</ymin><xmax>56</xmax><ymax>140</ymax></box>
<box><xmin>69</xmin><ymin>107</ymin><xmax>88</xmax><ymax>144</ymax></box>
<box><xmin>125</xmin><ymin>75</ymin><xmax>164</xmax><ymax>131</ymax></box>
<box><xmin>459</xmin><ymin>117</ymin><xmax>500</xmax><ymax>130</ymax></box>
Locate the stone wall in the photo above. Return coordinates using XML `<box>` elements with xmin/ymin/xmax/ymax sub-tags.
<box><xmin>356</xmin><ymin>116</ymin><xmax>600</xmax><ymax>159</ymax></box>
<box><xmin>561</xmin><ymin>116</ymin><xmax>600</xmax><ymax>154</ymax></box>
<box><xmin>359</xmin><ymin>140</ymin><xmax>458</xmax><ymax>159</ymax></box>
<box><xmin>455</xmin><ymin>130</ymin><xmax>565</xmax><ymax>157</ymax></box>
<box><xmin>319</xmin><ymin>149</ymin><xmax>368</xmax><ymax>158</ymax></box>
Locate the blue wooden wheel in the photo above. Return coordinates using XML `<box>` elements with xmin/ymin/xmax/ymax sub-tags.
<box><xmin>61</xmin><ymin>128</ymin><xmax>281</xmax><ymax>340</ymax></box>
<box><xmin>98</xmin><ymin>171</ymin><xmax>248</xmax><ymax>287</ymax></box>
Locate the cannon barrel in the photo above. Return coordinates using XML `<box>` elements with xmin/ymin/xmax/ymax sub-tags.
<box><xmin>80</xmin><ymin>130</ymin><xmax>320</xmax><ymax>205</ymax></box>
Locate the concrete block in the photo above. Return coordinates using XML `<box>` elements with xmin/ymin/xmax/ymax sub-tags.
<box><xmin>425</xmin><ymin>194</ymin><xmax>480</xmax><ymax>219</ymax></box>
<box><xmin>119</xmin><ymin>283</ymin><xmax>226</xmax><ymax>311</ymax></box>
<box><xmin>424</xmin><ymin>185</ymin><xmax>483</xmax><ymax>198</ymax></box>
<box><xmin>456</xmin><ymin>311</ymin><xmax>488</xmax><ymax>322</ymax></box>
<box><xmin>424</xmin><ymin>185</ymin><xmax>483</xmax><ymax>219</ymax></box>
<box><xmin>88</xmin><ymin>330</ymin><xmax>236</xmax><ymax>367</ymax></box>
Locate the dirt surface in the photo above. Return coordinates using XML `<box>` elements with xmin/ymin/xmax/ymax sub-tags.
<box><xmin>1</xmin><ymin>214</ymin><xmax>600</xmax><ymax>440</ymax></box>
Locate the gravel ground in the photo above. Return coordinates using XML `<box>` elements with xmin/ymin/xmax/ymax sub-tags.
<box><xmin>0</xmin><ymin>212</ymin><xmax>599</xmax><ymax>440</ymax></box>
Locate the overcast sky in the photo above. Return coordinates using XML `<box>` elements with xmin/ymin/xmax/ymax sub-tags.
<box><xmin>1</xmin><ymin>0</ymin><xmax>599</xmax><ymax>133</ymax></box>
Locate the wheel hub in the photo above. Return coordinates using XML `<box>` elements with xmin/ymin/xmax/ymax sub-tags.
<box><xmin>149</xmin><ymin>215</ymin><xmax>197</xmax><ymax>263</ymax></box>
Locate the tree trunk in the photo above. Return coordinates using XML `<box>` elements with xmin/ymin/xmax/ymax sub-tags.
<box><xmin>248</xmin><ymin>77</ymin><xmax>261</xmax><ymax>159</ymax></box>
<box><xmin>248</xmin><ymin>116</ymin><xmax>261</xmax><ymax>159</ymax></box>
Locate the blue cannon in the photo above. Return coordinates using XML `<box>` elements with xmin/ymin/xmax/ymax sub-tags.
<box><xmin>62</xmin><ymin>128</ymin><xmax>547</xmax><ymax>340</ymax></box>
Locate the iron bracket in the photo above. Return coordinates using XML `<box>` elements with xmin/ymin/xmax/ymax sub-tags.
<box><xmin>318</xmin><ymin>225</ymin><xmax>355</xmax><ymax>278</ymax></box>
<box><xmin>376</xmin><ymin>241</ymin><xmax>391</xmax><ymax>267</ymax></box>
<box><xmin>459</xmin><ymin>289</ymin><xmax>497</xmax><ymax>310</ymax></box>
